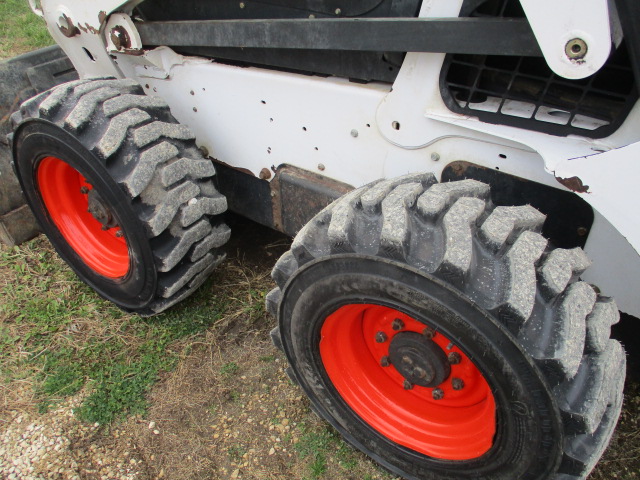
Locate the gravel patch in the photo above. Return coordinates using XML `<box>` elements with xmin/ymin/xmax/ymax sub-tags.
<box><xmin>0</xmin><ymin>395</ymin><xmax>142</xmax><ymax>480</ymax></box>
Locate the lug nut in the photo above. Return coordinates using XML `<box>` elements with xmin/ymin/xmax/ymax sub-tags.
<box><xmin>452</xmin><ymin>378</ymin><xmax>465</xmax><ymax>390</ymax></box>
<box><xmin>380</xmin><ymin>356</ymin><xmax>391</xmax><ymax>367</ymax></box>
<box><xmin>403</xmin><ymin>380</ymin><xmax>413</xmax><ymax>390</ymax></box>
<box><xmin>391</xmin><ymin>318</ymin><xmax>404</xmax><ymax>331</ymax></box>
<box><xmin>375</xmin><ymin>331</ymin><xmax>388</xmax><ymax>343</ymax></box>
<box><xmin>80</xmin><ymin>186</ymin><xmax>89</xmax><ymax>194</ymax></box>
<box><xmin>432</xmin><ymin>388</ymin><xmax>444</xmax><ymax>400</ymax></box>
<box><xmin>115</xmin><ymin>230</ymin><xmax>124</xmax><ymax>238</ymax></box>
<box><xmin>448</xmin><ymin>352</ymin><xmax>461</xmax><ymax>365</ymax></box>
<box><xmin>401</xmin><ymin>355</ymin><xmax>413</xmax><ymax>366</ymax></box>
<box><xmin>422</xmin><ymin>326</ymin><xmax>435</xmax><ymax>339</ymax></box>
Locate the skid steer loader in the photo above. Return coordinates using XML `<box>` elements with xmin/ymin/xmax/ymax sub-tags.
<box><xmin>5</xmin><ymin>0</ymin><xmax>639</xmax><ymax>478</ymax></box>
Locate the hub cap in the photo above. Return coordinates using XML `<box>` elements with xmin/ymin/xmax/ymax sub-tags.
<box><xmin>388</xmin><ymin>332</ymin><xmax>450</xmax><ymax>388</ymax></box>
<box><xmin>37</xmin><ymin>156</ymin><xmax>130</xmax><ymax>278</ymax></box>
<box><xmin>320</xmin><ymin>304</ymin><xmax>496</xmax><ymax>460</ymax></box>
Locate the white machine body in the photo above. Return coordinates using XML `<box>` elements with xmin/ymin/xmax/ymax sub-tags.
<box><xmin>30</xmin><ymin>0</ymin><xmax>640</xmax><ymax>316</ymax></box>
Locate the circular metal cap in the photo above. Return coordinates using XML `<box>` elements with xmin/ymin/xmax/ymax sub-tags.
<box><xmin>389</xmin><ymin>331</ymin><xmax>451</xmax><ymax>387</ymax></box>
<box><xmin>87</xmin><ymin>188</ymin><xmax>118</xmax><ymax>230</ymax></box>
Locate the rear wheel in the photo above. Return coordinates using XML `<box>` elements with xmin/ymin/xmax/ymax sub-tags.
<box><xmin>268</xmin><ymin>174</ymin><xmax>625</xmax><ymax>480</ymax></box>
<box><xmin>12</xmin><ymin>78</ymin><xmax>230</xmax><ymax>314</ymax></box>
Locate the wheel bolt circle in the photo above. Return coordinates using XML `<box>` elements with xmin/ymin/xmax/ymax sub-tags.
<box><xmin>391</xmin><ymin>318</ymin><xmax>405</xmax><ymax>331</ymax></box>
<box><xmin>375</xmin><ymin>331</ymin><xmax>388</xmax><ymax>343</ymax></box>
<box><xmin>448</xmin><ymin>352</ymin><xmax>461</xmax><ymax>365</ymax></box>
<box><xmin>432</xmin><ymin>388</ymin><xmax>444</xmax><ymax>400</ymax></box>
<box><xmin>452</xmin><ymin>378</ymin><xmax>465</xmax><ymax>390</ymax></box>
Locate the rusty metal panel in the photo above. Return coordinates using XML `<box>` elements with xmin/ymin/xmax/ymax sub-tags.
<box><xmin>275</xmin><ymin>165</ymin><xmax>353</xmax><ymax>236</ymax></box>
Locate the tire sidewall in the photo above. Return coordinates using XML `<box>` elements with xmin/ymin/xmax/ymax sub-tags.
<box><xmin>13</xmin><ymin>119</ymin><xmax>157</xmax><ymax>310</ymax></box>
<box><xmin>279</xmin><ymin>254</ymin><xmax>563</xmax><ymax>480</ymax></box>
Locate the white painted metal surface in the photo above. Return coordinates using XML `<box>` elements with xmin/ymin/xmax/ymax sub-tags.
<box><xmin>582</xmin><ymin>210</ymin><xmax>640</xmax><ymax>315</ymax></box>
<box><xmin>31</xmin><ymin>0</ymin><xmax>138</xmax><ymax>78</ymax></box>
<box><xmin>519</xmin><ymin>0</ymin><xmax>612</xmax><ymax>80</ymax></box>
<box><xmin>34</xmin><ymin>0</ymin><xmax>640</xmax><ymax>317</ymax></box>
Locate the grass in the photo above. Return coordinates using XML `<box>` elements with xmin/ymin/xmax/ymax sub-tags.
<box><xmin>294</xmin><ymin>423</ymin><xmax>373</xmax><ymax>480</ymax></box>
<box><xmin>0</xmin><ymin>236</ymin><xmax>271</xmax><ymax>425</ymax></box>
<box><xmin>0</xmin><ymin>0</ymin><xmax>53</xmax><ymax>59</ymax></box>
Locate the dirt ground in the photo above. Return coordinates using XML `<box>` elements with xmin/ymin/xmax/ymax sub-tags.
<box><xmin>1</xmin><ymin>213</ymin><xmax>639</xmax><ymax>480</ymax></box>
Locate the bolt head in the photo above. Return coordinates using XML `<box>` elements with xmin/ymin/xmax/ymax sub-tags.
<box><xmin>403</xmin><ymin>380</ymin><xmax>413</xmax><ymax>390</ymax></box>
<box><xmin>448</xmin><ymin>352</ymin><xmax>461</xmax><ymax>365</ymax></box>
<box><xmin>115</xmin><ymin>230</ymin><xmax>124</xmax><ymax>238</ymax></box>
<box><xmin>375</xmin><ymin>331</ymin><xmax>388</xmax><ymax>343</ymax></box>
<box><xmin>80</xmin><ymin>186</ymin><xmax>89</xmax><ymax>194</ymax></box>
<box><xmin>259</xmin><ymin>168</ymin><xmax>272</xmax><ymax>180</ymax></box>
<box><xmin>431</xmin><ymin>152</ymin><xmax>440</xmax><ymax>162</ymax></box>
<box><xmin>350</xmin><ymin>129</ymin><xmax>359</xmax><ymax>138</ymax></box>
<box><xmin>380</xmin><ymin>356</ymin><xmax>390</xmax><ymax>367</ymax></box>
<box><xmin>565</xmin><ymin>38</ymin><xmax>588</xmax><ymax>60</ymax></box>
<box><xmin>432</xmin><ymin>388</ymin><xmax>444</xmax><ymax>400</ymax></box>
<box><xmin>391</xmin><ymin>318</ymin><xmax>404</xmax><ymax>331</ymax></box>
<box><xmin>452</xmin><ymin>378</ymin><xmax>465</xmax><ymax>390</ymax></box>
<box><xmin>422</xmin><ymin>327</ymin><xmax>435</xmax><ymax>339</ymax></box>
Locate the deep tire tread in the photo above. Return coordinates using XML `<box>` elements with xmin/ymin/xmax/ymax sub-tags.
<box><xmin>17</xmin><ymin>78</ymin><xmax>228</xmax><ymax>314</ymax></box>
<box><xmin>268</xmin><ymin>176</ymin><xmax>624</xmax><ymax>480</ymax></box>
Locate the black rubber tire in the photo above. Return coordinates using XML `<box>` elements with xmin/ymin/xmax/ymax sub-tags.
<box><xmin>11</xmin><ymin>78</ymin><xmax>230</xmax><ymax>314</ymax></box>
<box><xmin>267</xmin><ymin>173</ymin><xmax>625</xmax><ymax>480</ymax></box>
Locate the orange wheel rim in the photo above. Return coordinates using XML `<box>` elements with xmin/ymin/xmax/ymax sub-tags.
<box><xmin>320</xmin><ymin>304</ymin><xmax>496</xmax><ymax>460</ymax></box>
<box><xmin>37</xmin><ymin>156</ymin><xmax>130</xmax><ymax>278</ymax></box>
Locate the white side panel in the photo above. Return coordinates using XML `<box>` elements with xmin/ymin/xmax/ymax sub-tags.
<box><xmin>554</xmin><ymin>142</ymin><xmax>640</xmax><ymax>257</ymax></box>
<box><xmin>582</xmin><ymin>211</ymin><xmax>640</xmax><ymax>315</ymax></box>
<box><xmin>114</xmin><ymin>49</ymin><xmax>554</xmax><ymax>190</ymax></box>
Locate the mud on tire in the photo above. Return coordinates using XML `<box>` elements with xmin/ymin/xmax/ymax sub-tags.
<box><xmin>267</xmin><ymin>173</ymin><xmax>625</xmax><ymax>480</ymax></box>
<box><xmin>11</xmin><ymin>78</ymin><xmax>230</xmax><ymax>314</ymax></box>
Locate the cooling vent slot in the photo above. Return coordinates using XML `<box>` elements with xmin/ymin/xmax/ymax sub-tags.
<box><xmin>440</xmin><ymin>0</ymin><xmax>638</xmax><ymax>138</ymax></box>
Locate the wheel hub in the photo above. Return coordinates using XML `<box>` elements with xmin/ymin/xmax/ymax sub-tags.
<box><xmin>388</xmin><ymin>331</ymin><xmax>451</xmax><ymax>387</ymax></box>
<box><xmin>87</xmin><ymin>188</ymin><xmax>118</xmax><ymax>230</ymax></box>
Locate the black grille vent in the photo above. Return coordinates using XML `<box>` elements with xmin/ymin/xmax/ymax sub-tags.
<box><xmin>441</xmin><ymin>0</ymin><xmax>638</xmax><ymax>138</ymax></box>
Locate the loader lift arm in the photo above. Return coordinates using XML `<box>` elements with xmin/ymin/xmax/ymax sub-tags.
<box><xmin>136</xmin><ymin>17</ymin><xmax>542</xmax><ymax>56</ymax></box>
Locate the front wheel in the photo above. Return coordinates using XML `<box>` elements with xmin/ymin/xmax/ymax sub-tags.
<box><xmin>12</xmin><ymin>78</ymin><xmax>230</xmax><ymax>314</ymax></box>
<box><xmin>268</xmin><ymin>174</ymin><xmax>625</xmax><ymax>480</ymax></box>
